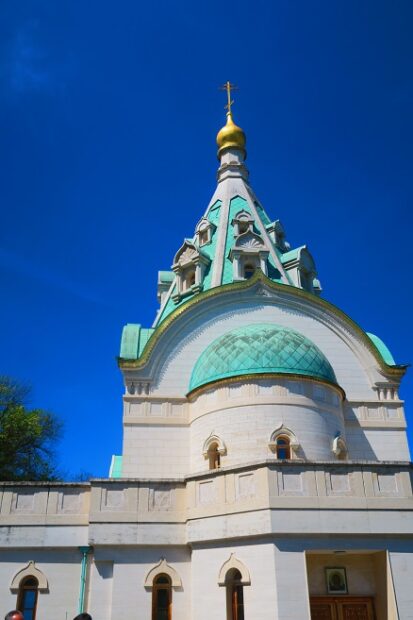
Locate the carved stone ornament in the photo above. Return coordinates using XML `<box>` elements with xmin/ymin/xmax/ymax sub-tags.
<box><xmin>144</xmin><ymin>558</ymin><xmax>183</xmax><ymax>588</ymax></box>
<box><xmin>235</xmin><ymin>231</ymin><xmax>265</xmax><ymax>249</ymax></box>
<box><xmin>10</xmin><ymin>561</ymin><xmax>49</xmax><ymax>592</ymax></box>
<box><xmin>218</xmin><ymin>553</ymin><xmax>251</xmax><ymax>586</ymax></box>
<box><xmin>268</xmin><ymin>425</ymin><xmax>300</xmax><ymax>452</ymax></box>
<box><xmin>173</xmin><ymin>241</ymin><xmax>200</xmax><ymax>267</ymax></box>
<box><xmin>178</xmin><ymin>246</ymin><xmax>198</xmax><ymax>266</ymax></box>
<box><xmin>202</xmin><ymin>433</ymin><xmax>227</xmax><ymax>457</ymax></box>
<box><xmin>332</xmin><ymin>435</ymin><xmax>347</xmax><ymax>457</ymax></box>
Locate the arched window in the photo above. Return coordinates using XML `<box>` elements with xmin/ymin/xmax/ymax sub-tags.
<box><xmin>152</xmin><ymin>574</ymin><xmax>172</xmax><ymax>620</ymax></box>
<box><xmin>244</xmin><ymin>263</ymin><xmax>255</xmax><ymax>279</ymax></box>
<box><xmin>238</xmin><ymin>220</ymin><xmax>249</xmax><ymax>234</ymax></box>
<box><xmin>269</xmin><ymin>426</ymin><xmax>299</xmax><ymax>457</ymax></box>
<box><xmin>196</xmin><ymin>217</ymin><xmax>216</xmax><ymax>247</ymax></box>
<box><xmin>199</xmin><ymin>229</ymin><xmax>209</xmax><ymax>246</ymax></box>
<box><xmin>226</xmin><ymin>569</ymin><xmax>244</xmax><ymax>620</ymax></box>
<box><xmin>203</xmin><ymin>435</ymin><xmax>226</xmax><ymax>469</ymax></box>
<box><xmin>232</xmin><ymin>210</ymin><xmax>254</xmax><ymax>236</ymax></box>
<box><xmin>208</xmin><ymin>442</ymin><xmax>221</xmax><ymax>470</ymax></box>
<box><xmin>17</xmin><ymin>576</ymin><xmax>38</xmax><ymax>620</ymax></box>
<box><xmin>183</xmin><ymin>269</ymin><xmax>196</xmax><ymax>291</ymax></box>
<box><xmin>275</xmin><ymin>436</ymin><xmax>291</xmax><ymax>460</ymax></box>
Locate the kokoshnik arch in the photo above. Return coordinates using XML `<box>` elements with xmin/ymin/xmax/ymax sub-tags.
<box><xmin>1</xmin><ymin>84</ymin><xmax>412</xmax><ymax>620</ymax></box>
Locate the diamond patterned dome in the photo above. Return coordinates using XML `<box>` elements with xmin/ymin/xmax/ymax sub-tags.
<box><xmin>189</xmin><ymin>323</ymin><xmax>337</xmax><ymax>392</ymax></box>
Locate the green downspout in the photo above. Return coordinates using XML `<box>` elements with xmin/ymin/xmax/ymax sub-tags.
<box><xmin>78</xmin><ymin>546</ymin><xmax>92</xmax><ymax>613</ymax></box>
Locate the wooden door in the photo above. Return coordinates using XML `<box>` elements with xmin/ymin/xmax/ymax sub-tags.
<box><xmin>337</xmin><ymin>598</ymin><xmax>375</xmax><ymax>620</ymax></box>
<box><xmin>152</xmin><ymin>576</ymin><xmax>172</xmax><ymax>620</ymax></box>
<box><xmin>310</xmin><ymin>598</ymin><xmax>337</xmax><ymax>620</ymax></box>
<box><xmin>310</xmin><ymin>597</ymin><xmax>374</xmax><ymax>620</ymax></box>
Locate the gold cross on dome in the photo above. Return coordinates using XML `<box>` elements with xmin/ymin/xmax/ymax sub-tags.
<box><xmin>219</xmin><ymin>81</ymin><xmax>238</xmax><ymax>115</ymax></box>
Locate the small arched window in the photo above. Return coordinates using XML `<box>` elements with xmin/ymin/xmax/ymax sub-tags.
<box><xmin>275</xmin><ymin>436</ymin><xmax>291</xmax><ymax>460</ymax></box>
<box><xmin>238</xmin><ymin>221</ymin><xmax>249</xmax><ymax>234</ymax></box>
<box><xmin>17</xmin><ymin>576</ymin><xmax>39</xmax><ymax>620</ymax></box>
<box><xmin>208</xmin><ymin>442</ymin><xmax>221</xmax><ymax>470</ymax></box>
<box><xmin>183</xmin><ymin>270</ymin><xmax>196</xmax><ymax>291</ymax></box>
<box><xmin>152</xmin><ymin>574</ymin><xmax>172</xmax><ymax>620</ymax></box>
<box><xmin>226</xmin><ymin>569</ymin><xmax>244</xmax><ymax>620</ymax></box>
<box><xmin>199</xmin><ymin>229</ymin><xmax>209</xmax><ymax>246</ymax></box>
<box><xmin>244</xmin><ymin>264</ymin><xmax>255</xmax><ymax>279</ymax></box>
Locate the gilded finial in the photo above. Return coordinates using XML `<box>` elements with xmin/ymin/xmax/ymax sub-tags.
<box><xmin>216</xmin><ymin>81</ymin><xmax>246</xmax><ymax>159</ymax></box>
<box><xmin>219</xmin><ymin>81</ymin><xmax>238</xmax><ymax>116</ymax></box>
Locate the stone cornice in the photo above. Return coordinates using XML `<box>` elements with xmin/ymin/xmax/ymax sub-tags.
<box><xmin>1</xmin><ymin>460</ymin><xmax>411</xmax><ymax>487</ymax></box>
<box><xmin>186</xmin><ymin>372</ymin><xmax>346</xmax><ymax>401</ymax></box>
<box><xmin>0</xmin><ymin>481</ymin><xmax>90</xmax><ymax>487</ymax></box>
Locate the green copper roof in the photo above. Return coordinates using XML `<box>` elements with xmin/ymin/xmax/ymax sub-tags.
<box><xmin>221</xmin><ymin>196</ymin><xmax>282</xmax><ymax>285</ymax></box>
<box><xmin>366</xmin><ymin>332</ymin><xmax>396</xmax><ymax>366</ymax></box>
<box><xmin>120</xmin><ymin>324</ymin><xmax>155</xmax><ymax>359</ymax></box>
<box><xmin>158</xmin><ymin>271</ymin><xmax>174</xmax><ymax>283</ymax></box>
<box><xmin>280</xmin><ymin>246</ymin><xmax>305</xmax><ymax>264</ymax></box>
<box><xmin>109</xmin><ymin>455</ymin><xmax>122</xmax><ymax>478</ymax></box>
<box><xmin>154</xmin><ymin>196</ymin><xmax>288</xmax><ymax>326</ymax></box>
<box><xmin>154</xmin><ymin>200</ymin><xmax>222</xmax><ymax>325</ymax></box>
<box><xmin>189</xmin><ymin>323</ymin><xmax>337</xmax><ymax>392</ymax></box>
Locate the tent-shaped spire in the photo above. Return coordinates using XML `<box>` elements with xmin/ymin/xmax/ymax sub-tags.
<box><xmin>154</xmin><ymin>88</ymin><xmax>320</xmax><ymax>326</ymax></box>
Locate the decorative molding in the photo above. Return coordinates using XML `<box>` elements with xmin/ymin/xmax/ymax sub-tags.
<box><xmin>10</xmin><ymin>561</ymin><xmax>48</xmax><ymax>592</ymax></box>
<box><xmin>126</xmin><ymin>380</ymin><xmax>151</xmax><ymax>395</ymax></box>
<box><xmin>188</xmin><ymin>372</ymin><xmax>345</xmax><ymax>401</ymax></box>
<box><xmin>195</xmin><ymin>217</ymin><xmax>216</xmax><ymax>247</ymax></box>
<box><xmin>374</xmin><ymin>383</ymin><xmax>400</xmax><ymax>401</ymax></box>
<box><xmin>233</xmin><ymin>209</ymin><xmax>254</xmax><ymax>222</ymax></box>
<box><xmin>173</xmin><ymin>241</ymin><xmax>199</xmax><ymax>267</ymax></box>
<box><xmin>118</xmin><ymin>271</ymin><xmax>406</xmax><ymax>383</ymax></box>
<box><xmin>144</xmin><ymin>558</ymin><xmax>182</xmax><ymax>588</ymax></box>
<box><xmin>178</xmin><ymin>246</ymin><xmax>198</xmax><ymax>265</ymax></box>
<box><xmin>332</xmin><ymin>435</ymin><xmax>348</xmax><ymax>458</ymax></box>
<box><xmin>171</xmin><ymin>240</ymin><xmax>210</xmax><ymax>302</ymax></box>
<box><xmin>234</xmin><ymin>231</ymin><xmax>265</xmax><ymax>249</ymax></box>
<box><xmin>231</xmin><ymin>209</ymin><xmax>255</xmax><ymax>236</ymax></box>
<box><xmin>269</xmin><ymin>425</ymin><xmax>300</xmax><ymax>453</ymax></box>
<box><xmin>218</xmin><ymin>553</ymin><xmax>251</xmax><ymax>586</ymax></box>
<box><xmin>202</xmin><ymin>433</ymin><xmax>227</xmax><ymax>457</ymax></box>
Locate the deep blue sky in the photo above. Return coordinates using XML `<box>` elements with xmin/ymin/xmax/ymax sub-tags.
<box><xmin>1</xmin><ymin>1</ymin><xmax>412</xmax><ymax>478</ymax></box>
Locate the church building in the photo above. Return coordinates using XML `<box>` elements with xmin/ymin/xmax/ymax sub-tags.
<box><xmin>1</xmin><ymin>86</ymin><xmax>412</xmax><ymax>620</ymax></box>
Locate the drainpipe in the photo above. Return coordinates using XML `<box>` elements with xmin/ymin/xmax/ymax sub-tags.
<box><xmin>78</xmin><ymin>546</ymin><xmax>93</xmax><ymax>613</ymax></box>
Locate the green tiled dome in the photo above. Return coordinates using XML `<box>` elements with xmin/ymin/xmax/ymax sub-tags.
<box><xmin>189</xmin><ymin>323</ymin><xmax>337</xmax><ymax>392</ymax></box>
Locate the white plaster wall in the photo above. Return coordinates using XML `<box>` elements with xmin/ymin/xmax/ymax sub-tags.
<box><xmin>307</xmin><ymin>553</ymin><xmax>377</xmax><ymax>596</ymax></box>
<box><xmin>1</xmin><ymin>534</ymin><xmax>412</xmax><ymax>619</ymax></box>
<box><xmin>149</xmin><ymin>300</ymin><xmax>379</xmax><ymax>400</ymax></box>
<box><xmin>122</xmin><ymin>294</ymin><xmax>410</xmax><ymax>475</ymax></box>
<box><xmin>190</xmin><ymin>389</ymin><xmax>345</xmax><ymax>471</ymax></box>
<box><xmin>273</xmin><ymin>546</ymin><xmax>311</xmax><ymax>619</ymax></box>
<box><xmin>389</xmin><ymin>551</ymin><xmax>413</xmax><ymax>620</ymax></box>
<box><xmin>0</xmin><ymin>524</ymin><xmax>88</xmax><ymax>547</ymax></box>
<box><xmin>107</xmin><ymin>547</ymin><xmax>190</xmax><ymax>620</ymax></box>
<box><xmin>364</xmin><ymin>429</ymin><xmax>411</xmax><ymax>461</ymax></box>
<box><xmin>191</xmin><ymin>543</ymin><xmax>279</xmax><ymax>620</ymax></box>
<box><xmin>88</xmin><ymin>560</ymin><xmax>113</xmax><ymax>620</ymax></box>
<box><xmin>0</xmin><ymin>550</ymin><xmax>82</xmax><ymax>620</ymax></box>
<box><xmin>306</xmin><ymin>550</ymin><xmax>398</xmax><ymax>620</ymax></box>
<box><xmin>346</xmin><ymin>427</ymin><xmax>411</xmax><ymax>461</ymax></box>
<box><xmin>122</xmin><ymin>425</ymin><xmax>189</xmax><ymax>478</ymax></box>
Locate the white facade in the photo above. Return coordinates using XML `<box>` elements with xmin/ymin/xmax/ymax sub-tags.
<box><xmin>1</xmin><ymin>110</ymin><xmax>412</xmax><ymax>620</ymax></box>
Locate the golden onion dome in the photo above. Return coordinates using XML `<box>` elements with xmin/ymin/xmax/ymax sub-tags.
<box><xmin>216</xmin><ymin>112</ymin><xmax>246</xmax><ymax>159</ymax></box>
